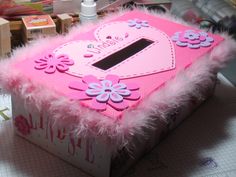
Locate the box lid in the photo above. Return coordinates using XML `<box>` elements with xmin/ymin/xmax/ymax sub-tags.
<box><xmin>2</xmin><ymin>10</ymin><xmax>235</xmax><ymax>149</ymax></box>
<box><xmin>14</xmin><ymin>10</ymin><xmax>223</xmax><ymax>118</ymax></box>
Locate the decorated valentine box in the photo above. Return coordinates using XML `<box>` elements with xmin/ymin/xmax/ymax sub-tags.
<box><xmin>0</xmin><ymin>10</ymin><xmax>235</xmax><ymax>177</ymax></box>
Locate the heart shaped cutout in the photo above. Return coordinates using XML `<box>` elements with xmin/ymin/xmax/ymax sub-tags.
<box><xmin>53</xmin><ymin>21</ymin><xmax>175</xmax><ymax>79</ymax></box>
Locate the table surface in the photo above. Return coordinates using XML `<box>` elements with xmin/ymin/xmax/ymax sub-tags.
<box><xmin>0</xmin><ymin>73</ymin><xmax>236</xmax><ymax>177</ymax></box>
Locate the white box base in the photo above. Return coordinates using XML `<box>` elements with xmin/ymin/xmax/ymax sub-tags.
<box><xmin>12</xmin><ymin>77</ymin><xmax>216</xmax><ymax>177</ymax></box>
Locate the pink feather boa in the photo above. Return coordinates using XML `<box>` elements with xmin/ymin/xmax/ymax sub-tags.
<box><xmin>0</xmin><ymin>10</ymin><xmax>235</xmax><ymax>152</ymax></box>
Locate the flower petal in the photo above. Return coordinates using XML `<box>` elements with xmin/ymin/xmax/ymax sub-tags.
<box><xmin>128</xmin><ymin>23</ymin><xmax>136</xmax><ymax>27</ymax></box>
<box><xmin>128</xmin><ymin>21</ymin><xmax>136</xmax><ymax>27</ymax></box>
<box><xmin>188</xmin><ymin>35</ymin><xmax>198</xmax><ymax>40</ymax></box>
<box><xmin>200</xmin><ymin>41</ymin><xmax>211</xmax><ymax>47</ymax></box>
<box><xmin>68</xmin><ymin>92</ymin><xmax>91</xmax><ymax>100</ymax></box>
<box><xmin>171</xmin><ymin>35</ymin><xmax>179</xmax><ymax>42</ymax></box>
<box><xmin>108</xmin><ymin>100</ymin><xmax>129</xmax><ymax>111</ymax></box>
<box><xmin>62</xmin><ymin>59</ymin><xmax>74</xmax><ymax>65</ymax></box>
<box><xmin>110</xmin><ymin>92</ymin><xmax>123</xmax><ymax>103</ymax></box>
<box><xmin>176</xmin><ymin>41</ymin><xmax>187</xmax><ymax>47</ymax></box>
<box><xmin>35</xmin><ymin>58</ymin><xmax>48</xmax><ymax>63</ymax></box>
<box><xmin>206</xmin><ymin>37</ymin><xmax>214</xmax><ymax>43</ymax></box>
<box><xmin>136</xmin><ymin>24</ymin><xmax>142</xmax><ymax>29</ymax></box>
<box><xmin>46</xmin><ymin>53</ymin><xmax>54</xmax><ymax>58</ymax></box>
<box><xmin>44</xmin><ymin>54</ymin><xmax>55</xmax><ymax>62</ymax></box>
<box><xmin>199</xmin><ymin>35</ymin><xmax>206</xmax><ymax>42</ymax></box>
<box><xmin>174</xmin><ymin>32</ymin><xmax>181</xmax><ymax>36</ymax></box>
<box><xmin>105</xmin><ymin>75</ymin><xmax>119</xmax><ymax>84</ymax></box>
<box><xmin>96</xmin><ymin>92</ymin><xmax>110</xmax><ymax>102</ymax></box>
<box><xmin>88</xmin><ymin>83</ymin><xmax>103</xmax><ymax>90</ymax></box>
<box><xmin>86</xmin><ymin>89</ymin><xmax>103</xmax><ymax>96</ymax></box>
<box><xmin>83</xmin><ymin>75</ymin><xmax>100</xmax><ymax>84</ymax></box>
<box><xmin>90</xmin><ymin>99</ymin><xmax>107</xmax><ymax>111</ymax></box>
<box><xmin>124</xmin><ymin>91</ymin><xmax>141</xmax><ymax>100</ymax></box>
<box><xmin>136</xmin><ymin>19</ymin><xmax>142</xmax><ymax>24</ymax></box>
<box><xmin>115</xmin><ymin>89</ymin><xmax>131</xmax><ymax>96</ymax></box>
<box><xmin>45</xmin><ymin>65</ymin><xmax>56</xmax><ymax>74</ymax></box>
<box><xmin>184</xmin><ymin>32</ymin><xmax>199</xmax><ymax>40</ymax></box>
<box><xmin>112</xmin><ymin>83</ymin><xmax>127</xmax><ymax>90</ymax></box>
<box><xmin>188</xmin><ymin>39</ymin><xmax>200</xmax><ymax>45</ymax></box>
<box><xmin>125</xmin><ymin>83</ymin><xmax>139</xmax><ymax>90</ymax></box>
<box><xmin>128</xmin><ymin>20</ymin><xmax>134</xmax><ymax>23</ymax></box>
<box><xmin>57</xmin><ymin>54</ymin><xmax>68</xmax><ymax>61</ymax></box>
<box><xmin>199</xmin><ymin>31</ymin><xmax>208</xmax><ymax>36</ymax></box>
<box><xmin>56</xmin><ymin>63</ymin><xmax>69</xmax><ymax>72</ymax></box>
<box><xmin>35</xmin><ymin>63</ymin><xmax>48</xmax><ymax>70</ymax></box>
<box><xmin>141</xmin><ymin>23</ymin><xmax>149</xmax><ymax>27</ymax></box>
<box><xmin>58</xmin><ymin>55</ymin><xmax>74</xmax><ymax>65</ymax></box>
<box><xmin>101</xmin><ymin>80</ymin><xmax>112</xmax><ymax>89</ymax></box>
<box><xmin>69</xmin><ymin>81</ymin><xmax>88</xmax><ymax>91</ymax></box>
<box><xmin>188</xmin><ymin>43</ymin><xmax>200</xmax><ymax>49</ymax></box>
<box><xmin>179</xmin><ymin>36</ymin><xmax>188</xmax><ymax>43</ymax></box>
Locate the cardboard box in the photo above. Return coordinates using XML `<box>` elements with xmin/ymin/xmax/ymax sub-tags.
<box><xmin>0</xmin><ymin>18</ymin><xmax>11</xmax><ymax>58</ymax></box>
<box><xmin>57</xmin><ymin>14</ymin><xmax>73</xmax><ymax>34</ymax></box>
<box><xmin>1</xmin><ymin>10</ymin><xmax>235</xmax><ymax>177</ymax></box>
<box><xmin>22</xmin><ymin>15</ymin><xmax>57</xmax><ymax>43</ymax></box>
<box><xmin>11</xmin><ymin>81</ymin><xmax>215</xmax><ymax>177</ymax></box>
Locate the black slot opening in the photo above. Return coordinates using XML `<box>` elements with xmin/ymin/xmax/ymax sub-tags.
<box><xmin>92</xmin><ymin>38</ymin><xmax>154</xmax><ymax>70</ymax></box>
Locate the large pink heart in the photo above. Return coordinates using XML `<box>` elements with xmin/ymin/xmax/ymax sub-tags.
<box><xmin>53</xmin><ymin>22</ymin><xmax>175</xmax><ymax>79</ymax></box>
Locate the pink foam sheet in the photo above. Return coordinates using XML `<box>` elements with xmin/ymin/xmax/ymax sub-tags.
<box><xmin>0</xmin><ymin>9</ymin><xmax>236</xmax><ymax>152</ymax></box>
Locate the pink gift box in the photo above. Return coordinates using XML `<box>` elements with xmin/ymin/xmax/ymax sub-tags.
<box><xmin>1</xmin><ymin>10</ymin><xmax>236</xmax><ymax>177</ymax></box>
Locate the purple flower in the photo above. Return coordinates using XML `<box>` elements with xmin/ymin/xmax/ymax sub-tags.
<box><xmin>68</xmin><ymin>75</ymin><xmax>141</xmax><ymax>111</ymax></box>
<box><xmin>172</xmin><ymin>30</ymin><xmax>214</xmax><ymax>49</ymax></box>
<box><xmin>34</xmin><ymin>53</ymin><xmax>74</xmax><ymax>74</ymax></box>
<box><xmin>128</xmin><ymin>19</ymin><xmax>149</xmax><ymax>29</ymax></box>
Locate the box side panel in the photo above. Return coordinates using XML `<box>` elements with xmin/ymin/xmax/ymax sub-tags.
<box><xmin>111</xmin><ymin>76</ymin><xmax>216</xmax><ymax>177</ymax></box>
<box><xmin>12</xmin><ymin>95</ymin><xmax>111</xmax><ymax>177</ymax></box>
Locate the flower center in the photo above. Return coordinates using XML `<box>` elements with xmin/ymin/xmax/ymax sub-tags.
<box><xmin>48</xmin><ymin>58</ymin><xmax>59</xmax><ymax>66</ymax></box>
<box><xmin>104</xmin><ymin>88</ymin><xmax>112</xmax><ymax>92</ymax></box>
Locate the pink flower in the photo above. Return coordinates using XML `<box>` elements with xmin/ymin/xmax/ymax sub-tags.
<box><xmin>34</xmin><ymin>53</ymin><xmax>74</xmax><ymax>74</ymax></box>
<box><xmin>68</xmin><ymin>75</ymin><xmax>141</xmax><ymax>111</ymax></box>
<box><xmin>14</xmin><ymin>115</ymin><xmax>30</xmax><ymax>136</ymax></box>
